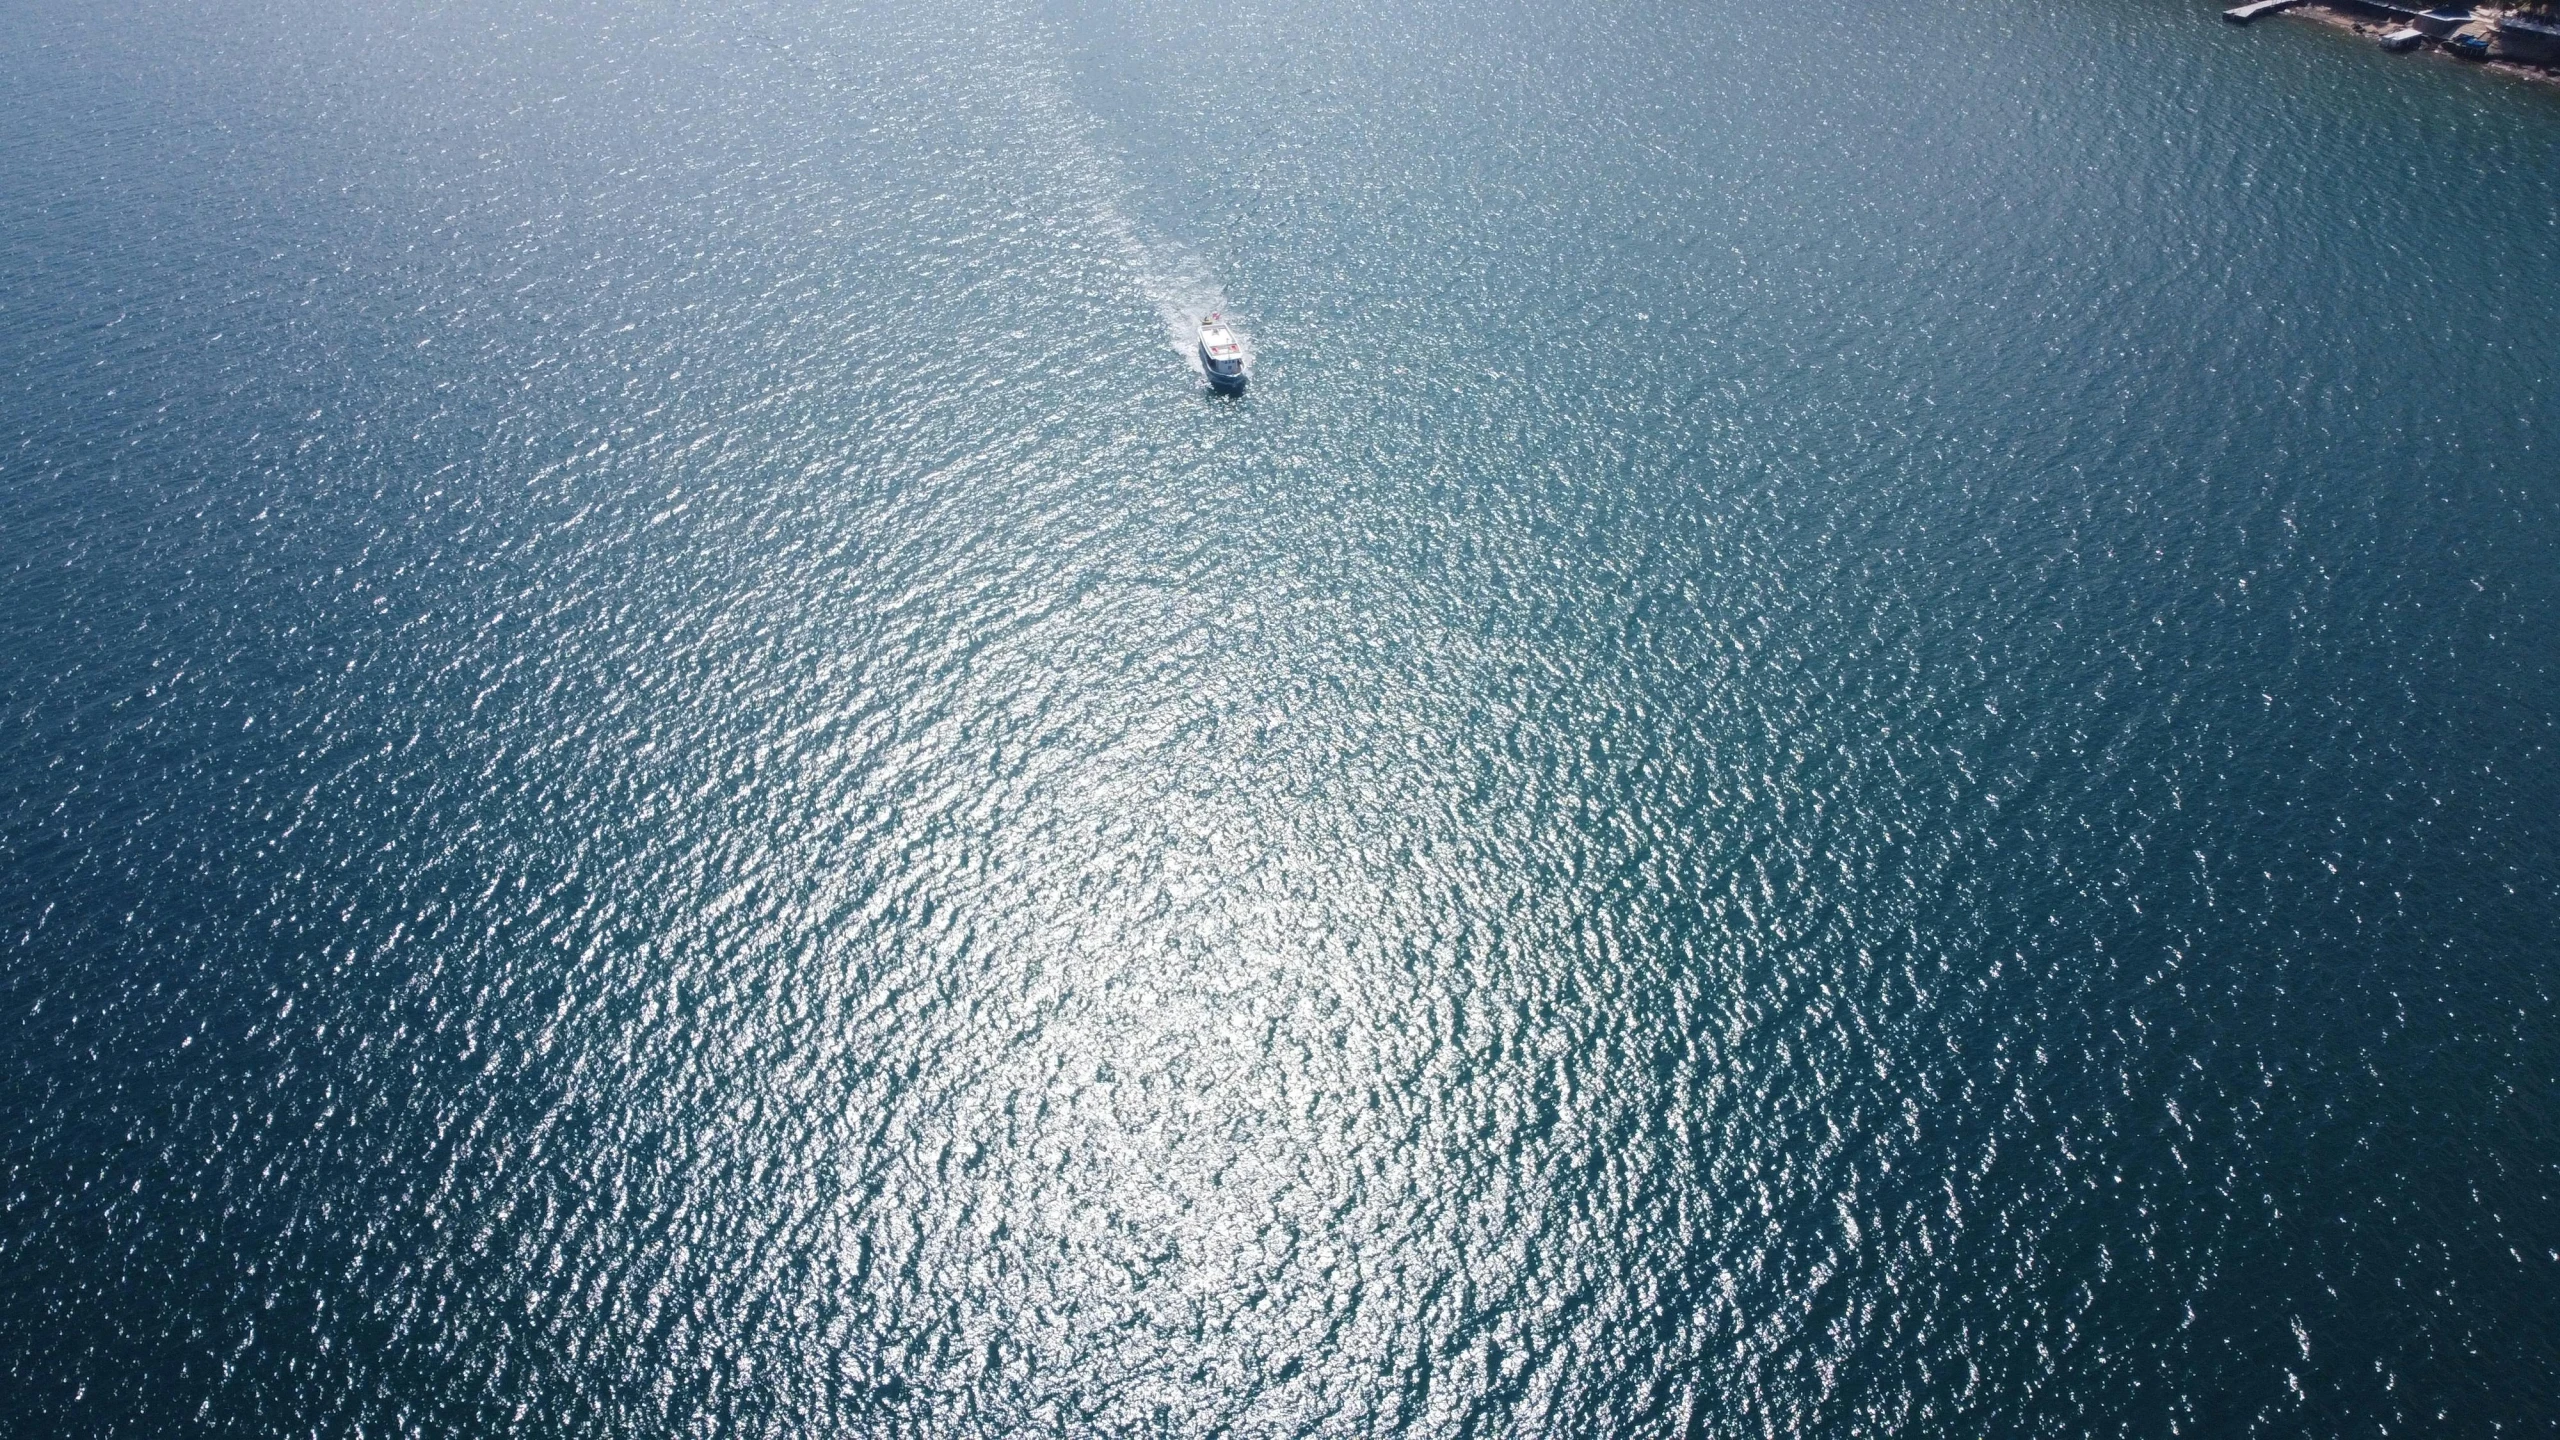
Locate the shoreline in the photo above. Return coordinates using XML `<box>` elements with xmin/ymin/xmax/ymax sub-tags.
<box><xmin>2273</xmin><ymin>3</ymin><xmax>2560</xmax><ymax>89</ymax></box>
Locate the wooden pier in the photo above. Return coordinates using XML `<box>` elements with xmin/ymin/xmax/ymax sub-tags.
<box><xmin>2223</xmin><ymin>0</ymin><xmax>2304</xmax><ymax>21</ymax></box>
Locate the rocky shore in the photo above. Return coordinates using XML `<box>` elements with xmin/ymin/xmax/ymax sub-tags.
<box><xmin>2263</xmin><ymin>2</ymin><xmax>2560</xmax><ymax>87</ymax></box>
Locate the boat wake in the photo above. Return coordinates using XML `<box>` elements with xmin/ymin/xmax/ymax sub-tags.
<box><xmin>1148</xmin><ymin>255</ymin><xmax>1251</xmax><ymax>383</ymax></box>
<box><xmin>990</xmin><ymin>12</ymin><xmax>1249</xmax><ymax>386</ymax></box>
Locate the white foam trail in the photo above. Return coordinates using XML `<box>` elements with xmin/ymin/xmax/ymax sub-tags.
<box><xmin>990</xmin><ymin>12</ymin><xmax>1249</xmax><ymax>381</ymax></box>
<box><xmin>1147</xmin><ymin>250</ymin><xmax>1250</xmax><ymax>379</ymax></box>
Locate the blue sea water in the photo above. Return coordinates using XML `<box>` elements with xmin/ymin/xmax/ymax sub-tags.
<box><xmin>4</xmin><ymin>0</ymin><xmax>2559</xmax><ymax>1433</ymax></box>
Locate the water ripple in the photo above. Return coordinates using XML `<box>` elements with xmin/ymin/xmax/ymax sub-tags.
<box><xmin>4</xmin><ymin>0</ymin><xmax>2559</xmax><ymax>1433</ymax></box>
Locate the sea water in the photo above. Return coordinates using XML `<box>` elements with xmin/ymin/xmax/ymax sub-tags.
<box><xmin>3</xmin><ymin>0</ymin><xmax>2557</xmax><ymax>1432</ymax></box>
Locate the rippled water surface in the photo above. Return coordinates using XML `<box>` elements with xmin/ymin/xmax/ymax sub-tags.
<box><xmin>5</xmin><ymin>0</ymin><xmax>2559</xmax><ymax>1433</ymax></box>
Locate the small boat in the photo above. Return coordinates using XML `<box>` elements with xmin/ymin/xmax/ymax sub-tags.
<box><xmin>2379</xmin><ymin>26</ymin><xmax>2424</xmax><ymax>50</ymax></box>
<box><xmin>1197</xmin><ymin>315</ymin><xmax>1247</xmax><ymax>394</ymax></box>
<box><xmin>2446</xmin><ymin>30</ymin><xmax>2492</xmax><ymax>57</ymax></box>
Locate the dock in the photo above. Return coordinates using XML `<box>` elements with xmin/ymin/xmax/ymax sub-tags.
<box><xmin>2223</xmin><ymin>0</ymin><xmax>2304</xmax><ymax>21</ymax></box>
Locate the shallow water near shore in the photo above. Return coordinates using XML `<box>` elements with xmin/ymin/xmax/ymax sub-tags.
<box><xmin>5</xmin><ymin>0</ymin><xmax>2559</xmax><ymax>1433</ymax></box>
